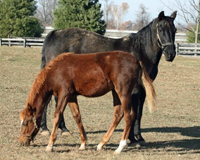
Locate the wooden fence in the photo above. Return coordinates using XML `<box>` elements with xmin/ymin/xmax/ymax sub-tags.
<box><xmin>0</xmin><ymin>38</ymin><xmax>44</xmax><ymax>47</ymax></box>
<box><xmin>176</xmin><ymin>43</ymin><xmax>200</xmax><ymax>56</ymax></box>
<box><xmin>0</xmin><ymin>38</ymin><xmax>200</xmax><ymax>56</ymax></box>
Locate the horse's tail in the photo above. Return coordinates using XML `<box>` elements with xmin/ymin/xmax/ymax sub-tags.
<box><xmin>139</xmin><ymin>61</ymin><xmax>156</xmax><ymax>112</ymax></box>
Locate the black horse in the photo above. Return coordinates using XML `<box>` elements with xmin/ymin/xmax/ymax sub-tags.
<box><xmin>41</xmin><ymin>11</ymin><xmax>177</xmax><ymax>144</ymax></box>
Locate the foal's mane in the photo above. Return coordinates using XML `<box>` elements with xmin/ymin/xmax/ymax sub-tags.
<box><xmin>26</xmin><ymin>52</ymin><xmax>73</xmax><ymax>108</ymax></box>
<box><xmin>26</xmin><ymin>69</ymin><xmax>48</xmax><ymax>107</ymax></box>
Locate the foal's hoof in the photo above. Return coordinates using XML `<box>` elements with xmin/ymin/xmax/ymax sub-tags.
<box><xmin>79</xmin><ymin>143</ymin><xmax>86</xmax><ymax>151</ymax></box>
<box><xmin>114</xmin><ymin>150</ymin><xmax>121</xmax><ymax>155</ymax></box>
<box><xmin>97</xmin><ymin>142</ymin><xmax>103</xmax><ymax>151</ymax></box>
<box><xmin>46</xmin><ymin>146</ymin><xmax>53</xmax><ymax>152</ymax></box>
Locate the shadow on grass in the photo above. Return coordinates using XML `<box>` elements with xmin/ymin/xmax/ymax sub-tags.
<box><xmin>32</xmin><ymin>126</ymin><xmax>200</xmax><ymax>154</ymax></box>
<box><xmin>142</xmin><ymin>126</ymin><xmax>200</xmax><ymax>138</ymax></box>
<box><xmin>87</xmin><ymin>126</ymin><xmax>200</xmax><ymax>153</ymax></box>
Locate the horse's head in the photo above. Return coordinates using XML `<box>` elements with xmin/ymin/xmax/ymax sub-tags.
<box><xmin>156</xmin><ymin>11</ymin><xmax>177</xmax><ymax>61</ymax></box>
<box><xmin>19</xmin><ymin>105</ymin><xmax>39</xmax><ymax>146</ymax></box>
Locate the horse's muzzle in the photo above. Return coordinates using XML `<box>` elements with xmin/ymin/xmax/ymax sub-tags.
<box><xmin>163</xmin><ymin>45</ymin><xmax>176</xmax><ymax>62</ymax></box>
<box><xmin>164</xmin><ymin>52</ymin><xmax>176</xmax><ymax>61</ymax></box>
<box><xmin>19</xmin><ymin>136</ymin><xmax>31</xmax><ymax>146</ymax></box>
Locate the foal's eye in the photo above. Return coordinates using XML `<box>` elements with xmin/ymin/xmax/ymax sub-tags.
<box><xmin>23</xmin><ymin>120</ymin><xmax>28</xmax><ymax>126</ymax></box>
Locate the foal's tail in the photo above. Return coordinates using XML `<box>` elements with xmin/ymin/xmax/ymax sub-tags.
<box><xmin>139</xmin><ymin>61</ymin><xmax>156</xmax><ymax>112</ymax></box>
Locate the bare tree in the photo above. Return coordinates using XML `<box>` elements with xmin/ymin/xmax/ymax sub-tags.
<box><xmin>133</xmin><ymin>4</ymin><xmax>151</xmax><ymax>30</ymax></box>
<box><xmin>161</xmin><ymin>0</ymin><xmax>199</xmax><ymax>32</ymax></box>
<box><xmin>35</xmin><ymin>0</ymin><xmax>57</xmax><ymax>26</ymax></box>
<box><xmin>102</xmin><ymin>0</ymin><xmax>110</xmax><ymax>24</ymax></box>
<box><xmin>106</xmin><ymin>2</ymin><xmax>129</xmax><ymax>29</ymax></box>
<box><xmin>161</xmin><ymin>0</ymin><xmax>200</xmax><ymax>44</ymax></box>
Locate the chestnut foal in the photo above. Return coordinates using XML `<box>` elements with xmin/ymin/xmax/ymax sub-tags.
<box><xmin>19</xmin><ymin>51</ymin><xmax>155</xmax><ymax>154</ymax></box>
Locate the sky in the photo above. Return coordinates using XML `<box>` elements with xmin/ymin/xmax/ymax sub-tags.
<box><xmin>35</xmin><ymin>0</ymin><xmax>197</xmax><ymax>26</ymax></box>
<box><xmin>98</xmin><ymin>0</ymin><xmax>196</xmax><ymax>25</ymax></box>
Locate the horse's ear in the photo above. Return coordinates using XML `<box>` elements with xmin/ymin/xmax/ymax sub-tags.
<box><xmin>27</xmin><ymin>104</ymin><xmax>34</xmax><ymax>116</ymax></box>
<box><xmin>27</xmin><ymin>104</ymin><xmax>32</xmax><ymax>111</ymax></box>
<box><xmin>170</xmin><ymin>11</ymin><xmax>177</xmax><ymax>20</ymax></box>
<box><xmin>158</xmin><ymin>11</ymin><xmax>165</xmax><ymax>20</ymax></box>
<box><xmin>20</xmin><ymin>109</ymin><xmax>26</xmax><ymax>120</ymax></box>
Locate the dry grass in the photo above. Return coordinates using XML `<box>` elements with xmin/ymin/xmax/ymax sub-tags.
<box><xmin>0</xmin><ymin>46</ymin><xmax>200</xmax><ymax>160</ymax></box>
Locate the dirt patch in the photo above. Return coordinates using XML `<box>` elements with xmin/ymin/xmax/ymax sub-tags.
<box><xmin>0</xmin><ymin>46</ymin><xmax>200</xmax><ymax>160</ymax></box>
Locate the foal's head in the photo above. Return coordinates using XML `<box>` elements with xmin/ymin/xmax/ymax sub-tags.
<box><xmin>156</xmin><ymin>11</ymin><xmax>177</xmax><ymax>61</ymax></box>
<box><xmin>19</xmin><ymin>105</ymin><xmax>39</xmax><ymax>146</ymax></box>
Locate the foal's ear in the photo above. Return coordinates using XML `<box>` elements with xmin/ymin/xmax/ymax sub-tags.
<box><xmin>170</xmin><ymin>11</ymin><xmax>177</xmax><ymax>20</ymax></box>
<box><xmin>20</xmin><ymin>109</ymin><xmax>26</xmax><ymax>120</ymax></box>
<box><xmin>158</xmin><ymin>11</ymin><xmax>165</xmax><ymax>20</ymax></box>
<box><xmin>27</xmin><ymin>104</ymin><xmax>32</xmax><ymax>111</ymax></box>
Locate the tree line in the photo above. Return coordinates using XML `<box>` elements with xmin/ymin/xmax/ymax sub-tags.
<box><xmin>0</xmin><ymin>0</ymin><xmax>106</xmax><ymax>37</ymax></box>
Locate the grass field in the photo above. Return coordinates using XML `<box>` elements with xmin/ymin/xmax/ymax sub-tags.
<box><xmin>0</xmin><ymin>46</ymin><xmax>200</xmax><ymax>160</ymax></box>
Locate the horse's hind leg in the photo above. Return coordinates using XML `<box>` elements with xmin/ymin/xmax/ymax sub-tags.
<box><xmin>97</xmin><ymin>90</ymin><xmax>124</xmax><ymax>151</ymax></box>
<box><xmin>46</xmin><ymin>94</ymin><xmax>69</xmax><ymax>152</ymax></box>
<box><xmin>114</xmin><ymin>95</ymin><xmax>134</xmax><ymax>154</ymax></box>
<box><xmin>68</xmin><ymin>96</ymin><xmax>87</xmax><ymax>150</ymax></box>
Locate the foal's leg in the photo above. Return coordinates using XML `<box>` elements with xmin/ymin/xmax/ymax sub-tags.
<box><xmin>114</xmin><ymin>95</ymin><xmax>134</xmax><ymax>154</ymax></box>
<box><xmin>68</xmin><ymin>96</ymin><xmax>87</xmax><ymax>150</ymax></box>
<box><xmin>97</xmin><ymin>90</ymin><xmax>124</xmax><ymax>151</ymax></box>
<box><xmin>54</xmin><ymin>96</ymin><xmax>69</xmax><ymax>135</ymax></box>
<box><xmin>46</xmin><ymin>95</ymin><xmax>68</xmax><ymax>152</ymax></box>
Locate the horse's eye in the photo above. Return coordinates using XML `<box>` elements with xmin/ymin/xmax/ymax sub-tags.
<box><xmin>23</xmin><ymin>120</ymin><xmax>28</xmax><ymax>126</ymax></box>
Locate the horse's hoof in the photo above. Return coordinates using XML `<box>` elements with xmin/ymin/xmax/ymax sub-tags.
<box><xmin>136</xmin><ymin>140</ymin><xmax>146</xmax><ymax>148</ymax></box>
<box><xmin>46</xmin><ymin>146</ymin><xmax>53</xmax><ymax>152</ymax></box>
<box><xmin>97</xmin><ymin>143</ymin><xmax>103</xmax><ymax>151</ymax></box>
<box><xmin>114</xmin><ymin>151</ymin><xmax>121</xmax><ymax>155</ymax></box>
<box><xmin>61</xmin><ymin>131</ymin><xmax>71</xmax><ymax>136</ymax></box>
<box><xmin>79</xmin><ymin>143</ymin><xmax>85</xmax><ymax>151</ymax></box>
<box><xmin>129</xmin><ymin>139</ymin><xmax>146</xmax><ymax>148</ymax></box>
<box><xmin>114</xmin><ymin>150</ymin><xmax>121</xmax><ymax>154</ymax></box>
<box><xmin>40</xmin><ymin>130</ymin><xmax>50</xmax><ymax>136</ymax></box>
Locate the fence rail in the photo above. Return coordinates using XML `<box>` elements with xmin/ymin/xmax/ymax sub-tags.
<box><xmin>176</xmin><ymin>43</ymin><xmax>200</xmax><ymax>56</ymax></box>
<box><xmin>0</xmin><ymin>38</ymin><xmax>200</xmax><ymax>56</ymax></box>
<box><xmin>0</xmin><ymin>38</ymin><xmax>44</xmax><ymax>47</ymax></box>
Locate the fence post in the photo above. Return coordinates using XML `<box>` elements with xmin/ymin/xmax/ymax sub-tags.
<box><xmin>176</xmin><ymin>43</ymin><xmax>179</xmax><ymax>55</ymax></box>
<box><xmin>195</xmin><ymin>44</ymin><xmax>197</xmax><ymax>56</ymax></box>
<box><xmin>8</xmin><ymin>40</ymin><xmax>11</xmax><ymax>47</ymax></box>
<box><xmin>23</xmin><ymin>39</ymin><xmax>26</xmax><ymax>48</ymax></box>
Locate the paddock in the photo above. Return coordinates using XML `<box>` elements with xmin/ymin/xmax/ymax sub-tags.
<box><xmin>0</xmin><ymin>46</ymin><xmax>199</xmax><ymax>159</ymax></box>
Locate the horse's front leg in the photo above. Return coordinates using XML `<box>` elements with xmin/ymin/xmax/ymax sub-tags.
<box><xmin>46</xmin><ymin>95</ymin><xmax>68</xmax><ymax>152</ymax></box>
<box><xmin>68</xmin><ymin>97</ymin><xmax>87</xmax><ymax>150</ymax></box>
<box><xmin>129</xmin><ymin>87</ymin><xmax>146</xmax><ymax>145</ymax></box>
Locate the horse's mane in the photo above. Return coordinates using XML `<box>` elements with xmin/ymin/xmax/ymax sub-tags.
<box><xmin>137</xmin><ymin>20</ymin><xmax>154</xmax><ymax>36</ymax></box>
<box><xmin>26</xmin><ymin>52</ymin><xmax>74</xmax><ymax>108</ymax></box>
<box><xmin>26</xmin><ymin>69</ymin><xmax>48</xmax><ymax>107</ymax></box>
